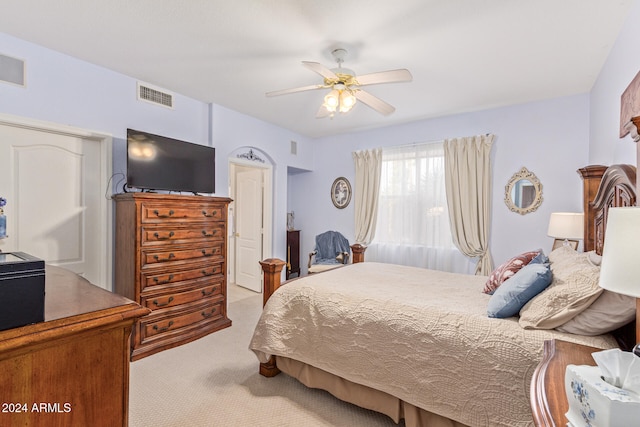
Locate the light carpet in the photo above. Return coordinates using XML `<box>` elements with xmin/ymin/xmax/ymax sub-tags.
<box><xmin>129</xmin><ymin>283</ymin><xmax>403</xmax><ymax>427</ymax></box>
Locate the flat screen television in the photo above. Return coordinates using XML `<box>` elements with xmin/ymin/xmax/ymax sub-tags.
<box><xmin>126</xmin><ymin>128</ymin><xmax>215</xmax><ymax>194</ymax></box>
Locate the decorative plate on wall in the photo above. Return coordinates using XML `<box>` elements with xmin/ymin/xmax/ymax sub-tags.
<box><xmin>331</xmin><ymin>177</ymin><xmax>351</xmax><ymax>209</ymax></box>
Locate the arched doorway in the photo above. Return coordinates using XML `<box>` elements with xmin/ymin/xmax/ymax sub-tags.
<box><xmin>228</xmin><ymin>148</ymin><xmax>273</xmax><ymax>292</ymax></box>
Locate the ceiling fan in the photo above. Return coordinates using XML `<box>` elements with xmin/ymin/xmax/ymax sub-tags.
<box><xmin>266</xmin><ymin>48</ymin><xmax>412</xmax><ymax>118</ymax></box>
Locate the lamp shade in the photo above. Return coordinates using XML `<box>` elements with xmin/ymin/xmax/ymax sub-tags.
<box><xmin>599</xmin><ymin>207</ymin><xmax>640</xmax><ymax>298</ymax></box>
<box><xmin>547</xmin><ymin>212</ymin><xmax>584</xmax><ymax>239</ymax></box>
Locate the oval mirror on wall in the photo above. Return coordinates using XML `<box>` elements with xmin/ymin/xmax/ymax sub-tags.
<box><xmin>504</xmin><ymin>167</ymin><xmax>542</xmax><ymax>215</ymax></box>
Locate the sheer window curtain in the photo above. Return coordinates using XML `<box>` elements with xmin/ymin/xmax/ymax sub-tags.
<box><xmin>444</xmin><ymin>134</ymin><xmax>494</xmax><ymax>275</ymax></box>
<box><xmin>366</xmin><ymin>142</ymin><xmax>474</xmax><ymax>274</ymax></box>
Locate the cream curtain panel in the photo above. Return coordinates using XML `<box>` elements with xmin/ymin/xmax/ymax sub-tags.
<box><xmin>352</xmin><ymin>149</ymin><xmax>382</xmax><ymax>245</ymax></box>
<box><xmin>444</xmin><ymin>134</ymin><xmax>494</xmax><ymax>275</ymax></box>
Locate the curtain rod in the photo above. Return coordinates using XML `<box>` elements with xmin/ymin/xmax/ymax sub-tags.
<box><xmin>386</xmin><ymin>133</ymin><xmax>492</xmax><ymax>151</ymax></box>
<box><xmin>354</xmin><ymin>134</ymin><xmax>492</xmax><ymax>153</ymax></box>
<box><xmin>389</xmin><ymin>139</ymin><xmax>443</xmax><ymax>150</ymax></box>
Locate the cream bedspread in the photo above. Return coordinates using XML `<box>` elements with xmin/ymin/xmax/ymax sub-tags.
<box><xmin>249</xmin><ymin>262</ymin><xmax>618</xmax><ymax>427</ymax></box>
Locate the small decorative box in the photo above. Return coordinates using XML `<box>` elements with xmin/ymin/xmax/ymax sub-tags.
<box><xmin>0</xmin><ymin>252</ymin><xmax>45</xmax><ymax>331</ymax></box>
<box><xmin>565</xmin><ymin>364</ymin><xmax>640</xmax><ymax>427</ymax></box>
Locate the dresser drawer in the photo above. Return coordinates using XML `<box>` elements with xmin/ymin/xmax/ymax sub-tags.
<box><xmin>142</xmin><ymin>242</ymin><xmax>224</xmax><ymax>267</ymax></box>
<box><xmin>141</xmin><ymin>224</ymin><xmax>225</xmax><ymax>246</ymax></box>
<box><xmin>141</xmin><ymin>262</ymin><xmax>223</xmax><ymax>291</ymax></box>
<box><xmin>140</xmin><ymin>202</ymin><xmax>226</xmax><ymax>224</ymax></box>
<box><xmin>141</xmin><ymin>278</ymin><xmax>223</xmax><ymax>311</ymax></box>
<box><xmin>139</xmin><ymin>301</ymin><xmax>224</xmax><ymax>343</ymax></box>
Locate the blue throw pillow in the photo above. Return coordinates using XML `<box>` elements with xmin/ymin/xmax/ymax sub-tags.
<box><xmin>487</xmin><ymin>263</ymin><xmax>552</xmax><ymax>318</ymax></box>
<box><xmin>529</xmin><ymin>249</ymin><xmax>549</xmax><ymax>265</ymax></box>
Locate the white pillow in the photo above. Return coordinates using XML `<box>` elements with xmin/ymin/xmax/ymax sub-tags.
<box><xmin>519</xmin><ymin>248</ymin><xmax>602</xmax><ymax>329</ymax></box>
<box><xmin>556</xmin><ymin>290</ymin><xmax>636</xmax><ymax>335</ymax></box>
<box><xmin>587</xmin><ymin>250</ymin><xmax>602</xmax><ymax>266</ymax></box>
<box><xmin>548</xmin><ymin>245</ymin><xmax>579</xmax><ymax>265</ymax></box>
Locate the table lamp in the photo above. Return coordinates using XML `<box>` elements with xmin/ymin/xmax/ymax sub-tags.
<box><xmin>599</xmin><ymin>207</ymin><xmax>640</xmax><ymax>355</ymax></box>
<box><xmin>547</xmin><ymin>212</ymin><xmax>584</xmax><ymax>251</ymax></box>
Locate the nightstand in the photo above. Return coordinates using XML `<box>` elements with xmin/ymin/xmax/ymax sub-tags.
<box><xmin>531</xmin><ymin>339</ymin><xmax>600</xmax><ymax>426</ymax></box>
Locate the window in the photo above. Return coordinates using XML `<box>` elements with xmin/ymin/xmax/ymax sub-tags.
<box><xmin>375</xmin><ymin>142</ymin><xmax>453</xmax><ymax>247</ymax></box>
<box><xmin>368</xmin><ymin>142</ymin><xmax>472</xmax><ymax>273</ymax></box>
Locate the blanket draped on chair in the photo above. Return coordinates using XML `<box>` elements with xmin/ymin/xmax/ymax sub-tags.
<box><xmin>314</xmin><ymin>231</ymin><xmax>350</xmax><ymax>265</ymax></box>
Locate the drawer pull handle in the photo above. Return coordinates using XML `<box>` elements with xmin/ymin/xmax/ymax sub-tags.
<box><xmin>153</xmin><ymin>253</ymin><xmax>175</xmax><ymax>262</ymax></box>
<box><xmin>202</xmin><ymin>288</ymin><xmax>215</xmax><ymax>297</ymax></box>
<box><xmin>202</xmin><ymin>210</ymin><xmax>218</xmax><ymax>218</ymax></box>
<box><xmin>153</xmin><ymin>231</ymin><xmax>175</xmax><ymax>240</ymax></box>
<box><xmin>153</xmin><ymin>274</ymin><xmax>174</xmax><ymax>285</ymax></box>
<box><xmin>153</xmin><ymin>320</ymin><xmax>174</xmax><ymax>333</ymax></box>
<box><xmin>201</xmin><ymin>249</ymin><xmax>215</xmax><ymax>257</ymax></box>
<box><xmin>201</xmin><ymin>309</ymin><xmax>217</xmax><ymax>318</ymax></box>
<box><xmin>152</xmin><ymin>296</ymin><xmax>174</xmax><ymax>307</ymax></box>
<box><xmin>153</xmin><ymin>209</ymin><xmax>174</xmax><ymax>218</ymax></box>
<box><xmin>201</xmin><ymin>269</ymin><xmax>215</xmax><ymax>276</ymax></box>
<box><xmin>202</xmin><ymin>230</ymin><xmax>217</xmax><ymax>237</ymax></box>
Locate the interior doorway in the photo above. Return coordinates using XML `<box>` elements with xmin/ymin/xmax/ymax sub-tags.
<box><xmin>228</xmin><ymin>153</ymin><xmax>273</xmax><ymax>293</ymax></box>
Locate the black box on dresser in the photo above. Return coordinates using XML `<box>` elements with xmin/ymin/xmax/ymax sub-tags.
<box><xmin>0</xmin><ymin>251</ymin><xmax>45</xmax><ymax>331</ymax></box>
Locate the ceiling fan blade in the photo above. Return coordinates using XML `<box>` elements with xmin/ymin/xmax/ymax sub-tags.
<box><xmin>302</xmin><ymin>61</ymin><xmax>338</xmax><ymax>80</ymax></box>
<box><xmin>355</xmin><ymin>69</ymin><xmax>412</xmax><ymax>86</ymax></box>
<box><xmin>354</xmin><ymin>90</ymin><xmax>396</xmax><ymax>116</ymax></box>
<box><xmin>266</xmin><ymin>84</ymin><xmax>325</xmax><ymax>97</ymax></box>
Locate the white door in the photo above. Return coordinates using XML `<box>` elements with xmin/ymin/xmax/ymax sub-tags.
<box><xmin>234</xmin><ymin>167</ymin><xmax>263</xmax><ymax>292</ymax></box>
<box><xmin>0</xmin><ymin>124</ymin><xmax>106</xmax><ymax>287</ymax></box>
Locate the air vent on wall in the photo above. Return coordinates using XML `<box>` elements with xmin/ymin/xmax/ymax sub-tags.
<box><xmin>137</xmin><ymin>82</ymin><xmax>174</xmax><ymax>108</ymax></box>
<box><xmin>0</xmin><ymin>54</ymin><xmax>25</xmax><ymax>87</ymax></box>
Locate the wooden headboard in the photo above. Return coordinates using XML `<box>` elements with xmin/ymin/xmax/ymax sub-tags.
<box><xmin>579</xmin><ymin>163</ymin><xmax>637</xmax><ymax>349</ymax></box>
<box><xmin>578</xmin><ymin>164</ymin><xmax>637</xmax><ymax>254</ymax></box>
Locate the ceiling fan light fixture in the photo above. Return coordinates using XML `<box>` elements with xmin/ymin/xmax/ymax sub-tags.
<box><xmin>322</xmin><ymin>88</ymin><xmax>356</xmax><ymax>115</ymax></box>
<box><xmin>323</xmin><ymin>89</ymin><xmax>340</xmax><ymax>112</ymax></box>
<box><xmin>267</xmin><ymin>47</ymin><xmax>411</xmax><ymax>118</ymax></box>
<box><xmin>339</xmin><ymin>90</ymin><xmax>356</xmax><ymax>113</ymax></box>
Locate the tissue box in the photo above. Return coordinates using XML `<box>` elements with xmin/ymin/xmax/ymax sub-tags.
<box><xmin>0</xmin><ymin>252</ymin><xmax>45</xmax><ymax>331</ymax></box>
<box><xmin>565</xmin><ymin>364</ymin><xmax>640</xmax><ymax>427</ymax></box>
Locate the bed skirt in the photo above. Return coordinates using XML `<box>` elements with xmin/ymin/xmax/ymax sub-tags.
<box><xmin>276</xmin><ymin>356</ymin><xmax>469</xmax><ymax>427</ymax></box>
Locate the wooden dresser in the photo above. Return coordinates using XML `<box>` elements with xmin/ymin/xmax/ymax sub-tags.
<box><xmin>0</xmin><ymin>265</ymin><xmax>148</xmax><ymax>427</ymax></box>
<box><xmin>113</xmin><ymin>193</ymin><xmax>232</xmax><ymax>361</ymax></box>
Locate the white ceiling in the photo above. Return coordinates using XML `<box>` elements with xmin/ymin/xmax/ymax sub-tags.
<box><xmin>0</xmin><ymin>1</ymin><xmax>634</xmax><ymax>138</ymax></box>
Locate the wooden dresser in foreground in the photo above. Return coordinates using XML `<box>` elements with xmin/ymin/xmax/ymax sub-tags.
<box><xmin>530</xmin><ymin>339</ymin><xmax>598</xmax><ymax>426</ymax></box>
<box><xmin>114</xmin><ymin>193</ymin><xmax>232</xmax><ymax>361</ymax></box>
<box><xmin>0</xmin><ymin>265</ymin><xmax>149</xmax><ymax>427</ymax></box>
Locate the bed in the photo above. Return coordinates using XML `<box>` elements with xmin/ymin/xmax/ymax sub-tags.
<box><xmin>249</xmin><ymin>163</ymin><xmax>637</xmax><ymax>427</ymax></box>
